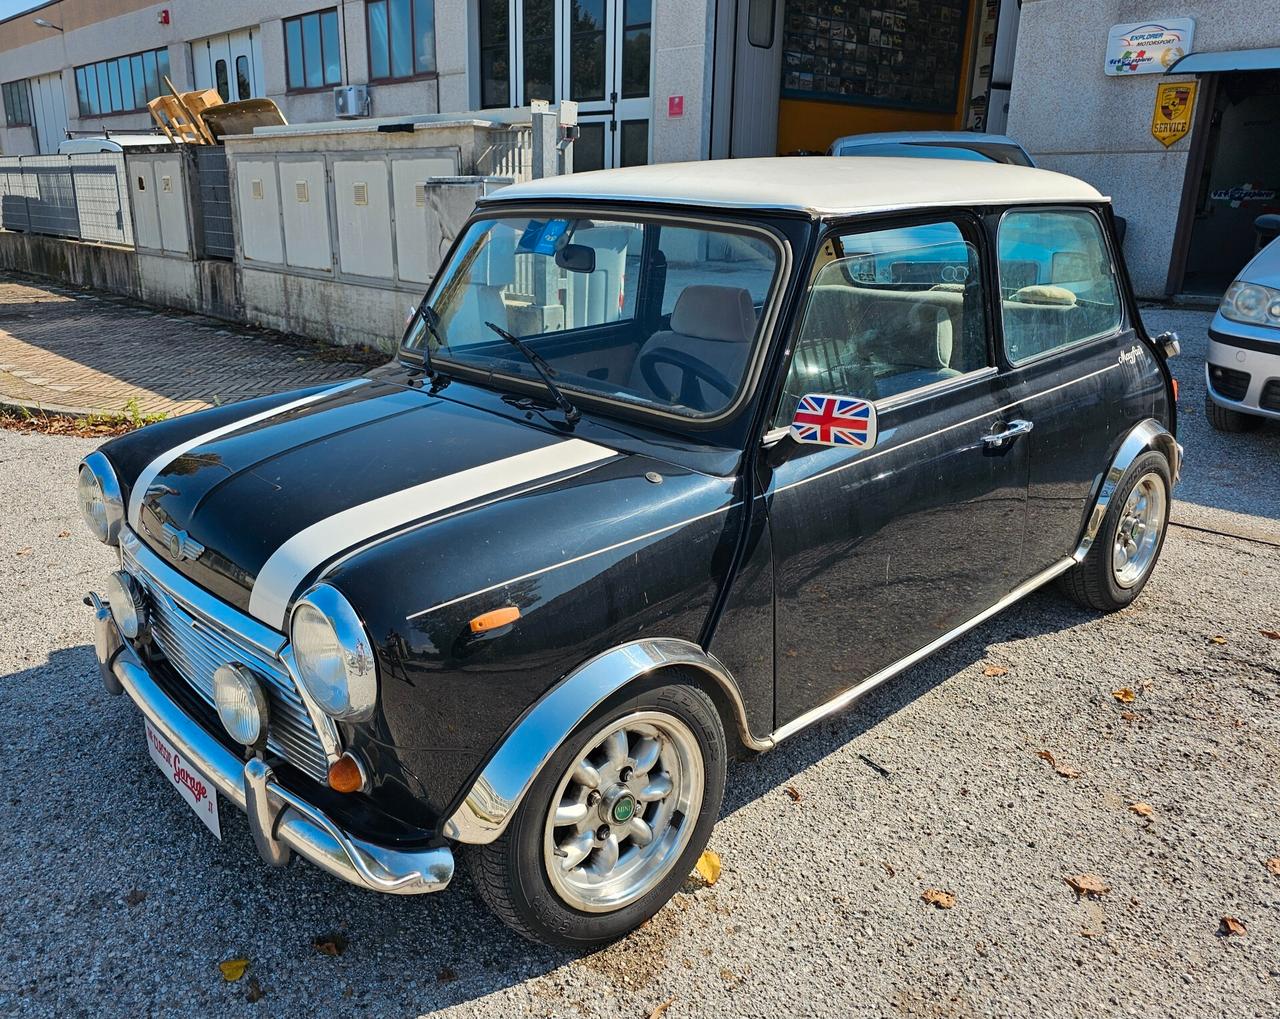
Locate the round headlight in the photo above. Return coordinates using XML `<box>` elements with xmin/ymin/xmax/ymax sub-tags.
<box><xmin>76</xmin><ymin>452</ymin><xmax>125</xmax><ymax>545</ymax></box>
<box><xmin>289</xmin><ymin>585</ymin><xmax>377</xmax><ymax>721</ymax></box>
<box><xmin>105</xmin><ymin>570</ymin><xmax>147</xmax><ymax>639</ymax></box>
<box><xmin>213</xmin><ymin>663</ymin><xmax>269</xmax><ymax>747</ymax></box>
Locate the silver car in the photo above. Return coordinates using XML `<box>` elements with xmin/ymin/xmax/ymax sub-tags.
<box><xmin>1206</xmin><ymin>233</ymin><xmax>1280</xmax><ymax>431</ymax></box>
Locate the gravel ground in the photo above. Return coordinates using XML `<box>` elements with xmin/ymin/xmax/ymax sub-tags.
<box><xmin>1</xmin><ymin>310</ymin><xmax>1278</xmax><ymax>1019</ymax></box>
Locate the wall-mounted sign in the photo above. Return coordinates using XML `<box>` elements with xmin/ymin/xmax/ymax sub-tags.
<box><xmin>1151</xmin><ymin>81</ymin><xmax>1197</xmax><ymax>147</ymax></box>
<box><xmin>1106</xmin><ymin>18</ymin><xmax>1195</xmax><ymax>75</ymax></box>
<box><xmin>668</xmin><ymin>95</ymin><xmax>684</xmax><ymax>118</ymax></box>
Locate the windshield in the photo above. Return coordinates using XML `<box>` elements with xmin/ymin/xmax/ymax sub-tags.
<box><xmin>407</xmin><ymin>213</ymin><xmax>782</xmax><ymax>419</ymax></box>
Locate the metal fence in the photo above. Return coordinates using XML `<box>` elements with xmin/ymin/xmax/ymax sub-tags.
<box><xmin>0</xmin><ymin>153</ymin><xmax>134</xmax><ymax>247</ymax></box>
<box><xmin>192</xmin><ymin>146</ymin><xmax>234</xmax><ymax>260</ymax></box>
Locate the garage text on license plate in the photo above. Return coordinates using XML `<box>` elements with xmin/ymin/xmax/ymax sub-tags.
<box><xmin>144</xmin><ymin>719</ymin><xmax>221</xmax><ymax>839</ymax></box>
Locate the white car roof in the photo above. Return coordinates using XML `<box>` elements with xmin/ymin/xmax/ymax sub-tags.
<box><xmin>486</xmin><ymin>156</ymin><xmax>1107</xmax><ymax>216</ymax></box>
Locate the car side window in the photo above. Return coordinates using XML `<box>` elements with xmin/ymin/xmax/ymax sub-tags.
<box><xmin>775</xmin><ymin>220</ymin><xmax>989</xmax><ymax>426</ymax></box>
<box><xmin>998</xmin><ymin>209</ymin><xmax>1123</xmax><ymax>365</ymax></box>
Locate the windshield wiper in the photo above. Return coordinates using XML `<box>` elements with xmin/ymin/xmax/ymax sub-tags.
<box><xmin>484</xmin><ymin>321</ymin><xmax>581</xmax><ymax>427</ymax></box>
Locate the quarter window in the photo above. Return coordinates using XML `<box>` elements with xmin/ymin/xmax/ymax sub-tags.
<box><xmin>997</xmin><ymin>209</ymin><xmax>1122</xmax><ymax>365</ymax></box>
<box><xmin>74</xmin><ymin>48</ymin><xmax>170</xmax><ymax>116</ymax></box>
<box><xmin>285</xmin><ymin>9</ymin><xmax>343</xmax><ymax>91</ymax></box>
<box><xmin>366</xmin><ymin>0</ymin><xmax>437</xmax><ymax>81</ymax></box>
<box><xmin>777</xmin><ymin>220</ymin><xmax>989</xmax><ymax>424</ymax></box>
<box><xmin>2</xmin><ymin>80</ymin><xmax>32</xmax><ymax>127</ymax></box>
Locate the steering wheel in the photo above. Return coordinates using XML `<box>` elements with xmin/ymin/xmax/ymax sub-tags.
<box><xmin>638</xmin><ymin>347</ymin><xmax>737</xmax><ymax>409</ymax></box>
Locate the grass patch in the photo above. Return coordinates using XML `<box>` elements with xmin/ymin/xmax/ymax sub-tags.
<box><xmin>1</xmin><ymin>397</ymin><xmax>166</xmax><ymax>437</ymax></box>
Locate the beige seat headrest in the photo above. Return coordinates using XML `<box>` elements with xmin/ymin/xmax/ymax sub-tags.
<box><xmin>670</xmin><ymin>285</ymin><xmax>757</xmax><ymax>342</ymax></box>
<box><xmin>1010</xmin><ymin>284</ymin><xmax>1077</xmax><ymax>307</ymax></box>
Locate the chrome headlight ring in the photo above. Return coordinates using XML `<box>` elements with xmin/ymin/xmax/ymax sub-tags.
<box><xmin>289</xmin><ymin>584</ymin><xmax>378</xmax><ymax>722</ymax></box>
<box><xmin>77</xmin><ymin>451</ymin><xmax>125</xmax><ymax>546</ymax></box>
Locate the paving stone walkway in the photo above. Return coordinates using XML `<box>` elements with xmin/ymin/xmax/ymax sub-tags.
<box><xmin>0</xmin><ymin>274</ymin><xmax>378</xmax><ymax>418</ymax></box>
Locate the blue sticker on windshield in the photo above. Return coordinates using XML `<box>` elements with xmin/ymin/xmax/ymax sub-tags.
<box><xmin>517</xmin><ymin>219</ymin><xmax>571</xmax><ymax>255</ymax></box>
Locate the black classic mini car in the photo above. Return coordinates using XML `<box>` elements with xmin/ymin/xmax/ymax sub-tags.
<box><xmin>80</xmin><ymin>157</ymin><xmax>1182</xmax><ymax>948</ymax></box>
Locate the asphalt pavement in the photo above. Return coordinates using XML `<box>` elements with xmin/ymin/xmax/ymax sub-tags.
<box><xmin>0</xmin><ymin>309</ymin><xmax>1277</xmax><ymax>1018</ymax></box>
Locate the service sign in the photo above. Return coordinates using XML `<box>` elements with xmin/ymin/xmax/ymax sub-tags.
<box><xmin>1105</xmin><ymin>18</ymin><xmax>1195</xmax><ymax>75</ymax></box>
<box><xmin>1151</xmin><ymin>81</ymin><xmax>1197</xmax><ymax>148</ymax></box>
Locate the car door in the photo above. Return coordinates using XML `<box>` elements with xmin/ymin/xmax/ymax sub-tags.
<box><xmin>991</xmin><ymin>207</ymin><xmax>1137</xmax><ymax>575</ymax></box>
<box><xmin>759</xmin><ymin>215</ymin><xmax>1031</xmax><ymax>728</ymax></box>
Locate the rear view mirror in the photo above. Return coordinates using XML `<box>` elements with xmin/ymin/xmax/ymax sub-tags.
<box><xmin>789</xmin><ymin>394</ymin><xmax>878</xmax><ymax>450</ymax></box>
<box><xmin>555</xmin><ymin>243</ymin><xmax>596</xmax><ymax>274</ymax></box>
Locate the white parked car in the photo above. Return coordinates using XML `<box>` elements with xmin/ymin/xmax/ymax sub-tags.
<box><xmin>1206</xmin><ymin>233</ymin><xmax>1280</xmax><ymax>431</ymax></box>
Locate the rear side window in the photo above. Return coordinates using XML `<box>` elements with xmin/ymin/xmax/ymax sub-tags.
<box><xmin>998</xmin><ymin>209</ymin><xmax>1122</xmax><ymax>365</ymax></box>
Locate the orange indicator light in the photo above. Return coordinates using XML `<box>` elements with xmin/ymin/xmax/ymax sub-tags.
<box><xmin>469</xmin><ymin>606</ymin><xmax>521</xmax><ymax>633</ymax></box>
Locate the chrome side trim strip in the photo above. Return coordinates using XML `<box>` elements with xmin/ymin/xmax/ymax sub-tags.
<box><xmin>446</xmin><ymin>557</ymin><xmax>1081</xmax><ymax>845</ymax></box>
<box><xmin>442</xmin><ymin>637</ymin><xmax>766</xmax><ymax>844</ymax></box>
<box><xmin>93</xmin><ymin>607</ymin><xmax>453</xmax><ymax>894</ymax></box>
<box><xmin>1073</xmin><ymin>418</ymin><xmax>1180</xmax><ymax>563</ymax></box>
<box><xmin>767</xmin><ymin>557</ymin><xmax>1075</xmax><ymax>744</ymax></box>
<box><xmin>126</xmin><ymin>379</ymin><xmax>368</xmax><ymax>531</ymax></box>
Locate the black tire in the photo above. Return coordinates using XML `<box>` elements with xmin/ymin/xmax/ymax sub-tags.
<box><xmin>466</xmin><ymin>675</ymin><xmax>727</xmax><ymax>949</ymax></box>
<box><xmin>1058</xmin><ymin>449</ymin><xmax>1172</xmax><ymax>612</ymax></box>
<box><xmin>1205</xmin><ymin>393</ymin><xmax>1263</xmax><ymax>433</ymax></box>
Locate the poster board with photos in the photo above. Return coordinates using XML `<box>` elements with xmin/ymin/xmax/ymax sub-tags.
<box><xmin>781</xmin><ymin>0</ymin><xmax>972</xmax><ymax>113</ymax></box>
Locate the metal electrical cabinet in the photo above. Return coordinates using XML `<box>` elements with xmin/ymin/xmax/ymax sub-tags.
<box><xmin>235</xmin><ymin>160</ymin><xmax>284</xmax><ymax>264</ymax></box>
<box><xmin>279</xmin><ymin>159</ymin><xmax>332</xmax><ymax>272</ymax></box>
<box><xmin>334</xmin><ymin>159</ymin><xmax>394</xmax><ymax>280</ymax></box>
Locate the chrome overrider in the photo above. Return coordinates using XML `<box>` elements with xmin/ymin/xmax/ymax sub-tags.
<box><xmin>89</xmin><ymin>593</ymin><xmax>454</xmax><ymax>895</ymax></box>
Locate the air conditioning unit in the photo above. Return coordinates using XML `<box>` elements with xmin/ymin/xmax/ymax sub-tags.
<box><xmin>334</xmin><ymin>85</ymin><xmax>370</xmax><ymax>119</ymax></box>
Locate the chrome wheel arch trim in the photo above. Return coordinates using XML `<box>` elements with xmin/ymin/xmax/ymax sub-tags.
<box><xmin>442</xmin><ymin>637</ymin><xmax>769</xmax><ymax>845</ymax></box>
<box><xmin>1074</xmin><ymin>417</ymin><xmax>1181</xmax><ymax>563</ymax></box>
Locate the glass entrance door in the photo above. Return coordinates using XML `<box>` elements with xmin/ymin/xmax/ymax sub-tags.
<box><xmin>478</xmin><ymin>0</ymin><xmax>652</xmax><ymax>171</ymax></box>
<box><xmin>562</xmin><ymin>0</ymin><xmax>651</xmax><ymax>171</ymax></box>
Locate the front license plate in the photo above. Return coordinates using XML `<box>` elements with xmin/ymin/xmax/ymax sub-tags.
<box><xmin>144</xmin><ymin>719</ymin><xmax>221</xmax><ymax>840</ymax></box>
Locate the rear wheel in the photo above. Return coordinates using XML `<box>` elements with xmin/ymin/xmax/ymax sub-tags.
<box><xmin>1059</xmin><ymin>450</ymin><xmax>1171</xmax><ymax>612</ymax></box>
<box><xmin>466</xmin><ymin>677</ymin><xmax>726</xmax><ymax>949</ymax></box>
<box><xmin>1205</xmin><ymin>393</ymin><xmax>1263</xmax><ymax>433</ymax></box>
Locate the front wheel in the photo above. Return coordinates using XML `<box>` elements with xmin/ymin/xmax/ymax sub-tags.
<box><xmin>1204</xmin><ymin>393</ymin><xmax>1263</xmax><ymax>433</ymax></box>
<box><xmin>466</xmin><ymin>677</ymin><xmax>727</xmax><ymax>949</ymax></box>
<box><xmin>1058</xmin><ymin>449</ymin><xmax>1172</xmax><ymax>612</ymax></box>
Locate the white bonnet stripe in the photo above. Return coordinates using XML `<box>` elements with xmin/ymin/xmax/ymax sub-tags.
<box><xmin>127</xmin><ymin>380</ymin><xmax>370</xmax><ymax>530</ymax></box>
<box><xmin>247</xmin><ymin>437</ymin><xmax>615</xmax><ymax>629</ymax></box>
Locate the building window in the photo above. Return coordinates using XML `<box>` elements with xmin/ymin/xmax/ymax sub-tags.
<box><xmin>568</xmin><ymin>0</ymin><xmax>606</xmax><ymax>101</ymax></box>
<box><xmin>478</xmin><ymin>0</ymin><xmax>510</xmax><ymax>108</ymax></box>
<box><xmin>285</xmin><ymin>9</ymin><xmax>343</xmax><ymax>92</ymax></box>
<box><xmin>620</xmin><ymin>0</ymin><xmax>650</xmax><ymax>98</ymax></box>
<box><xmin>74</xmin><ymin>47</ymin><xmax>171</xmax><ymax>116</ymax></box>
<box><xmin>523</xmin><ymin>0</ymin><xmax>555</xmax><ymax>103</ymax></box>
<box><xmin>780</xmin><ymin>0</ymin><xmax>969</xmax><ymax>113</ymax></box>
<box><xmin>2</xmin><ymin>80</ymin><xmax>32</xmax><ymax>126</ymax></box>
<box><xmin>236</xmin><ymin>55</ymin><xmax>252</xmax><ymax>100</ymax></box>
<box><xmin>366</xmin><ymin>0</ymin><xmax>436</xmax><ymax>82</ymax></box>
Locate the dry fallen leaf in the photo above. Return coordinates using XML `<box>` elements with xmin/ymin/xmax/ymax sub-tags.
<box><xmin>1079</xmin><ymin>928</ymin><xmax>1101</xmax><ymax>938</ymax></box>
<box><xmin>921</xmin><ymin>888</ymin><xmax>956</xmax><ymax>909</ymax></box>
<box><xmin>1120</xmin><ymin>711</ymin><xmax>1138</xmax><ymax>721</ymax></box>
<box><xmin>1220</xmin><ymin>916</ymin><xmax>1246</xmax><ymax>936</ymax></box>
<box><xmin>56</xmin><ymin>529</ymin><xmax>71</xmax><ymax>539</ymax></box>
<box><xmin>311</xmin><ymin>932</ymin><xmax>349</xmax><ymax>957</ymax></box>
<box><xmin>784</xmin><ymin>785</ymin><xmax>801</xmax><ymax>802</ymax></box>
<box><xmin>123</xmin><ymin>888</ymin><xmax>146</xmax><ymax>907</ymax></box>
<box><xmin>15</xmin><ymin>547</ymin><xmax>31</xmax><ymax>556</ymax></box>
<box><xmin>695</xmin><ymin>849</ymin><xmax>721</xmax><ymax>886</ymax></box>
<box><xmin>1112</xmin><ymin>688</ymin><xmax>1136</xmax><ymax>704</ymax></box>
<box><xmin>982</xmin><ymin>664</ymin><xmax>1009</xmax><ymax>677</ymax></box>
<box><xmin>218</xmin><ymin>958</ymin><xmax>249</xmax><ymax>983</ymax></box>
<box><xmin>1065</xmin><ymin>874</ymin><xmax>1111</xmax><ymax>898</ymax></box>
<box><xmin>649</xmin><ymin>996</ymin><xmax>676</xmax><ymax>1019</ymax></box>
<box><xmin>719</xmin><ymin>968</ymin><xmax>738</xmax><ymax>984</ymax></box>
<box><xmin>1265</xmin><ymin>858</ymin><xmax>1280</xmax><ymax>876</ymax></box>
<box><xmin>1260</xmin><ymin>629</ymin><xmax>1280</xmax><ymax>640</ymax></box>
<box><xmin>1208</xmin><ymin>635</ymin><xmax>1228</xmax><ymax>645</ymax></box>
<box><xmin>1129</xmin><ymin>802</ymin><xmax>1155</xmax><ymax>820</ymax></box>
<box><xmin>882</xmin><ymin>861</ymin><xmax>896</xmax><ymax>877</ymax></box>
<box><xmin>1036</xmin><ymin>749</ymin><xmax>1080</xmax><ymax>779</ymax></box>
<box><xmin>245</xmin><ymin>976</ymin><xmax>265</xmax><ymax>1003</ymax></box>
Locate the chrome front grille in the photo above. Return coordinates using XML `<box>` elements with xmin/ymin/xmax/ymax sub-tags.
<box><xmin>121</xmin><ymin>535</ymin><xmax>331</xmax><ymax>783</ymax></box>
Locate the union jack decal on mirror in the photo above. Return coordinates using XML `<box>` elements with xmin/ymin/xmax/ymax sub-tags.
<box><xmin>789</xmin><ymin>394</ymin><xmax>878</xmax><ymax>449</ymax></box>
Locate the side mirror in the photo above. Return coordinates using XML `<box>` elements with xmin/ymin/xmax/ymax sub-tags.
<box><xmin>788</xmin><ymin>394</ymin><xmax>878</xmax><ymax>450</ymax></box>
<box><xmin>555</xmin><ymin>243</ymin><xmax>596</xmax><ymax>274</ymax></box>
<box><xmin>1153</xmin><ymin>330</ymin><xmax>1180</xmax><ymax>358</ymax></box>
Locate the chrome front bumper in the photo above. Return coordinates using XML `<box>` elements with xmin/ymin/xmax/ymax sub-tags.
<box><xmin>89</xmin><ymin>592</ymin><xmax>454</xmax><ymax>895</ymax></box>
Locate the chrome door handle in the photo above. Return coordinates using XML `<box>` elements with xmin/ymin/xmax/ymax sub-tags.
<box><xmin>983</xmin><ymin>418</ymin><xmax>1034</xmax><ymax>447</ymax></box>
